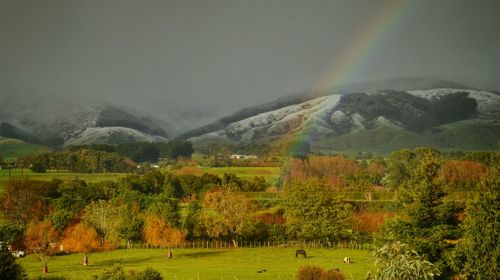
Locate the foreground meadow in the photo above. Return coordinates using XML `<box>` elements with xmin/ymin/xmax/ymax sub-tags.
<box><xmin>19</xmin><ymin>248</ymin><xmax>371</xmax><ymax>280</ymax></box>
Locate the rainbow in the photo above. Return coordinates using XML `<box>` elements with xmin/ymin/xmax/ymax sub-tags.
<box><xmin>286</xmin><ymin>0</ymin><xmax>412</xmax><ymax>155</ymax></box>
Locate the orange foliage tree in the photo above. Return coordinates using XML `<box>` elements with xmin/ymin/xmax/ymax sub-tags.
<box><xmin>439</xmin><ymin>160</ymin><xmax>487</xmax><ymax>190</ymax></box>
<box><xmin>62</xmin><ymin>223</ymin><xmax>105</xmax><ymax>266</ymax></box>
<box><xmin>282</xmin><ymin>156</ymin><xmax>362</xmax><ymax>189</ymax></box>
<box><xmin>354</xmin><ymin>211</ymin><xmax>396</xmax><ymax>234</ymax></box>
<box><xmin>24</xmin><ymin>220</ymin><xmax>59</xmax><ymax>274</ymax></box>
<box><xmin>143</xmin><ymin>215</ymin><xmax>186</xmax><ymax>258</ymax></box>
<box><xmin>0</xmin><ymin>179</ymin><xmax>52</xmax><ymax>229</ymax></box>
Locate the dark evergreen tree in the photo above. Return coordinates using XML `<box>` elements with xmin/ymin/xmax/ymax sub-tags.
<box><xmin>0</xmin><ymin>247</ymin><xmax>27</xmax><ymax>280</ymax></box>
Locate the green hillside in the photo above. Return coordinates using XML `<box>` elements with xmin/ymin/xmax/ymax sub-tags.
<box><xmin>0</xmin><ymin>137</ymin><xmax>51</xmax><ymax>161</ymax></box>
<box><xmin>313</xmin><ymin>127</ymin><xmax>446</xmax><ymax>155</ymax></box>
<box><xmin>426</xmin><ymin>121</ymin><xmax>500</xmax><ymax>150</ymax></box>
<box><xmin>313</xmin><ymin>121</ymin><xmax>500</xmax><ymax>155</ymax></box>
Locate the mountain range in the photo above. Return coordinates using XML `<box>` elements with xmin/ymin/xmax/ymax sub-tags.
<box><xmin>1</xmin><ymin>77</ymin><xmax>498</xmax><ymax>154</ymax></box>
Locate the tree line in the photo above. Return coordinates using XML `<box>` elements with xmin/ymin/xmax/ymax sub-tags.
<box><xmin>73</xmin><ymin>140</ymin><xmax>194</xmax><ymax>163</ymax></box>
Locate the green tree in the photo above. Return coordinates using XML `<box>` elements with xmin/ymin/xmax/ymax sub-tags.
<box><xmin>82</xmin><ymin>200</ymin><xmax>122</xmax><ymax>244</ymax></box>
<box><xmin>147</xmin><ymin>194</ymin><xmax>181</xmax><ymax>227</ymax></box>
<box><xmin>449</xmin><ymin>171</ymin><xmax>499</xmax><ymax>279</ymax></box>
<box><xmin>140</xmin><ymin>170</ymin><xmax>165</xmax><ymax>194</ymax></box>
<box><xmin>178</xmin><ymin>174</ymin><xmax>204</xmax><ymax>196</ymax></box>
<box><xmin>385</xmin><ymin>149</ymin><xmax>417</xmax><ymax>190</ymax></box>
<box><xmin>183</xmin><ymin>200</ymin><xmax>205</xmax><ymax>240</ymax></box>
<box><xmin>379</xmin><ymin>149</ymin><xmax>460</xmax><ymax>279</ymax></box>
<box><xmin>283</xmin><ymin>178</ymin><xmax>353</xmax><ymax>242</ymax></box>
<box><xmin>117</xmin><ymin>210</ymin><xmax>144</xmax><ymax>248</ymax></box>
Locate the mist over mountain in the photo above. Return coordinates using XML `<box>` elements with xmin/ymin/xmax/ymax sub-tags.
<box><xmin>0</xmin><ymin>93</ymin><xmax>217</xmax><ymax>146</ymax></box>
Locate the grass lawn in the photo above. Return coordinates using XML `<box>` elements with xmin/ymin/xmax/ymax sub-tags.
<box><xmin>19</xmin><ymin>248</ymin><xmax>372</xmax><ymax>280</ymax></box>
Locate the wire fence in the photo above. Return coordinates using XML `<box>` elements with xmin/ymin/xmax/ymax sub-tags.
<box><xmin>132</xmin><ymin>240</ymin><xmax>372</xmax><ymax>250</ymax></box>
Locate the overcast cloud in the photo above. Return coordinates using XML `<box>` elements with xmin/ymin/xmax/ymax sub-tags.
<box><xmin>1</xmin><ymin>0</ymin><xmax>499</xmax><ymax>116</ymax></box>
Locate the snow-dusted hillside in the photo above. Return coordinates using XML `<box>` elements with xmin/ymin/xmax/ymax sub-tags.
<box><xmin>0</xmin><ymin>95</ymin><xmax>174</xmax><ymax>145</ymax></box>
<box><xmin>189</xmin><ymin>93</ymin><xmax>406</xmax><ymax>145</ymax></box>
<box><xmin>189</xmin><ymin>87</ymin><xmax>499</xmax><ymax>147</ymax></box>
<box><xmin>408</xmin><ymin>88</ymin><xmax>500</xmax><ymax>117</ymax></box>
<box><xmin>190</xmin><ymin>95</ymin><xmax>337</xmax><ymax>143</ymax></box>
<box><xmin>64</xmin><ymin>127</ymin><xmax>169</xmax><ymax>146</ymax></box>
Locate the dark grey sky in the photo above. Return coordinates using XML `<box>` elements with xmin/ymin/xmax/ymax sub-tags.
<box><xmin>1</xmin><ymin>0</ymin><xmax>499</xmax><ymax>116</ymax></box>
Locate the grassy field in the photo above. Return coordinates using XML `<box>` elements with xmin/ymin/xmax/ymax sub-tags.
<box><xmin>0</xmin><ymin>169</ymin><xmax>127</xmax><ymax>195</ymax></box>
<box><xmin>19</xmin><ymin>248</ymin><xmax>372</xmax><ymax>280</ymax></box>
<box><xmin>173</xmin><ymin>166</ymin><xmax>281</xmax><ymax>184</ymax></box>
<box><xmin>0</xmin><ymin>138</ymin><xmax>51</xmax><ymax>161</ymax></box>
<box><xmin>0</xmin><ymin>169</ymin><xmax>126</xmax><ymax>183</ymax></box>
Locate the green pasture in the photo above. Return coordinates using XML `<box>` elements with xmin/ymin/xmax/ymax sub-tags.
<box><xmin>19</xmin><ymin>248</ymin><xmax>372</xmax><ymax>280</ymax></box>
<box><xmin>0</xmin><ymin>169</ymin><xmax>126</xmax><ymax>183</ymax></box>
<box><xmin>0</xmin><ymin>169</ymin><xmax>127</xmax><ymax>195</ymax></box>
<box><xmin>174</xmin><ymin>166</ymin><xmax>281</xmax><ymax>184</ymax></box>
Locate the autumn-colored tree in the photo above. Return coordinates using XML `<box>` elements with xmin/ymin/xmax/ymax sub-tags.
<box><xmin>24</xmin><ymin>220</ymin><xmax>59</xmax><ymax>274</ymax></box>
<box><xmin>439</xmin><ymin>160</ymin><xmax>486</xmax><ymax>191</ymax></box>
<box><xmin>62</xmin><ymin>224</ymin><xmax>104</xmax><ymax>266</ymax></box>
<box><xmin>1</xmin><ymin>179</ymin><xmax>52</xmax><ymax>230</ymax></box>
<box><xmin>354</xmin><ymin>211</ymin><xmax>395</xmax><ymax>234</ymax></box>
<box><xmin>282</xmin><ymin>156</ymin><xmax>362</xmax><ymax>189</ymax></box>
<box><xmin>201</xmin><ymin>187</ymin><xmax>254</xmax><ymax>246</ymax></box>
<box><xmin>143</xmin><ymin>215</ymin><xmax>186</xmax><ymax>258</ymax></box>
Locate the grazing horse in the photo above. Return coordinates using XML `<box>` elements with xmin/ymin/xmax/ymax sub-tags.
<box><xmin>343</xmin><ymin>257</ymin><xmax>351</xmax><ymax>264</ymax></box>
<box><xmin>295</xmin><ymin>249</ymin><xmax>307</xmax><ymax>258</ymax></box>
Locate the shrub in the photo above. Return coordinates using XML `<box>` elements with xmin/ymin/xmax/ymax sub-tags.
<box><xmin>32</xmin><ymin>277</ymin><xmax>68</xmax><ymax>280</ymax></box>
<box><xmin>92</xmin><ymin>265</ymin><xmax>163</xmax><ymax>280</ymax></box>
<box><xmin>132</xmin><ymin>268</ymin><xmax>163</xmax><ymax>280</ymax></box>
<box><xmin>322</xmin><ymin>269</ymin><xmax>346</xmax><ymax>280</ymax></box>
<box><xmin>373</xmin><ymin>241</ymin><xmax>440</xmax><ymax>280</ymax></box>
<box><xmin>92</xmin><ymin>265</ymin><xmax>127</xmax><ymax>280</ymax></box>
<box><xmin>297</xmin><ymin>265</ymin><xmax>324</xmax><ymax>280</ymax></box>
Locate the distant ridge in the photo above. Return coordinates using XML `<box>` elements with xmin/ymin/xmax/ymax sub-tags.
<box><xmin>178</xmin><ymin>77</ymin><xmax>471</xmax><ymax>139</ymax></box>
